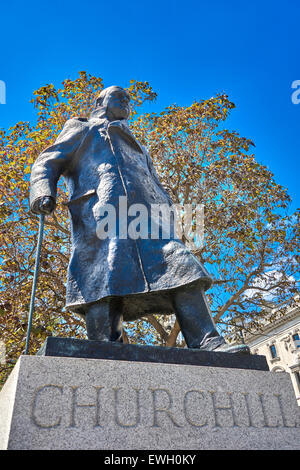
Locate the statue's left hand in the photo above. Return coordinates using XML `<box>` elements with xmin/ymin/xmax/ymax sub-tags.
<box><xmin>32</xmin><ymin>196</ymin><xmax>56</xmax><ymax>215</ymax></box>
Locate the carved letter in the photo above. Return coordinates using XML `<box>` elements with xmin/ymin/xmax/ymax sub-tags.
<box><xmin>69</xmin><ymin>386</ymin><xmax>104</xmax><ymax>428</ymax></box>
<box><xmin>150</xmin><ymin>388</ymin><xmax>182</xmax><ymax>428</ymax></box>
<box><xmin>241</xmin><ymin>392</ymin><xmax>255</xmax><ymax>427</ymax></box>
<box><xmin>183</xmin><ymin>390</ymin><xmax>208</xmax><ymax>427</ymax></box>
<box><xmin>274</xmin><ymin>394</ymin><xmax>298</xmax><ymax>428</ymax></box>
<box><xmin>209</xmin><ymin>391</ymin><xmax>239</xmax><ymax>428</ymax></box>
<box><xmin>258</xmin><ymin>393</ymin><xmax>280</xmax><ymax>428</ymax></box>
<box><xmin>112</xmin><ymin>387</ymin><xmax>141</xmax><ymax>427</ymax></box>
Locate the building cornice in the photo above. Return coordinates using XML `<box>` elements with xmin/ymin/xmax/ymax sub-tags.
<box><xmin>244</xmin><ymin>305</ymin><xmax>300</xmax><ymax>345</ymax></box>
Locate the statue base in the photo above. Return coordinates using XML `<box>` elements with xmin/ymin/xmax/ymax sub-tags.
<box><xmin>37</xmin><ymin>336</ymin><xmax>269</xmax><ymax>371</ymax></box>
<box><xmin>1</xmin><ymin>346</ymin><xmax>299</xmax><ymax>449</ymax></box>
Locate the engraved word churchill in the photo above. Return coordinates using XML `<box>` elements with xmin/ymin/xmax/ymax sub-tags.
<box><xmin>30</xmin><ymin>384</ymin><xmax>299</xmax><ymax>430</ymax></box>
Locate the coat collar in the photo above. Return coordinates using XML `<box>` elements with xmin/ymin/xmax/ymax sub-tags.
<box><xmin>89</xmin><ymin>108</ymin><xmax>145</xmax><ymax>154</ymax></box>
<box><xmin>107</xmin><ymin>119</ymin><xmax>144</xmax><ymax>154</ymax></box>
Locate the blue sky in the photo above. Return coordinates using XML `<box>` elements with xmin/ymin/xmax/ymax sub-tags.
<box><xmin>0</xmin><ymin>0</ymin><xmax>299</xmax><ymax>211</ymax></box>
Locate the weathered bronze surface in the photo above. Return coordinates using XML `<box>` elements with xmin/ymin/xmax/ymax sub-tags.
<box><xmin>30</xmin><ymin>86</ymin><xmax>248</xmax><ymax>353</ymax></box>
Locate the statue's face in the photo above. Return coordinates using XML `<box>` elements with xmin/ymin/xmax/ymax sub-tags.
<box><xmin>102</xmin><ymin>87</ymin><xmax>131</xmax><ymax>120</ymax></box>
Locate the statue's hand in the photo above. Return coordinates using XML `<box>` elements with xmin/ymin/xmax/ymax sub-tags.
<box><xmin>32</xmin><ymin>196</ymin><xmax>56</xmax><ymax>215</ymax></box>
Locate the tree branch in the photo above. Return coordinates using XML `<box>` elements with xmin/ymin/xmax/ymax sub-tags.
<box><xmin>166</xmin><ymin>319</ymin><xmax>181</xmax><ymax>347</ymax></box>
<box><xmin>144</xmin><ymin>315</ymin><xmax>169</xmax><ymax>343</ymax></box>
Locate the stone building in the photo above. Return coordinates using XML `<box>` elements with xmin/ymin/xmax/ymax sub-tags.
<box><xmin>242</xmin><ymin>303</ymin><xmax>300</xmax><ymax>406</ymax></box>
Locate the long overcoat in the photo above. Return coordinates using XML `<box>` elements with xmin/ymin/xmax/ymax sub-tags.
<box><xmin>30</xmin><ymin>115</ymin><xmax>212</xmax><ymax>319</ymax></box>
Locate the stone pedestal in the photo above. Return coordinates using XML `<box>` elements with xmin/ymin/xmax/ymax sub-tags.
<box><xmin>1</xmin><ymin>351</ymin><xmax>300</xmax><ymax>449</ymax></box>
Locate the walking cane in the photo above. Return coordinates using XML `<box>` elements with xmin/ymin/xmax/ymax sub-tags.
<box><xmin>24</xmin><ymin>213</ymin><xmax>45</xmax><ymax>355</ymax></box>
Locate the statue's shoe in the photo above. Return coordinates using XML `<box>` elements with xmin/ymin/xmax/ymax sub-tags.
<box><xmin>212</xmin><ymin>343</ymin><xmax>250</xmax><ymax>354</ymax></box>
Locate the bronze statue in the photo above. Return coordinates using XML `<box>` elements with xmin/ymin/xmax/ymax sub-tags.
<box><xmin>30</xmin><ymin>86</ymin><xmax>248</xmax><ymax>354</ymax></box>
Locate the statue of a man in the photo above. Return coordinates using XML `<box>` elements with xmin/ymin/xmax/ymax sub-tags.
<box><xmin>30</xmin><ymin>86</ymin><xmax>248</xmax><ymax>354</ymax></box>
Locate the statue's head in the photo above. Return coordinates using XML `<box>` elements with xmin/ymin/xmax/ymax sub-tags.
<box><xmin>95</xmin><ymin>86</ymin><xmax>131</xmax><ymax>120</ymax></box>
